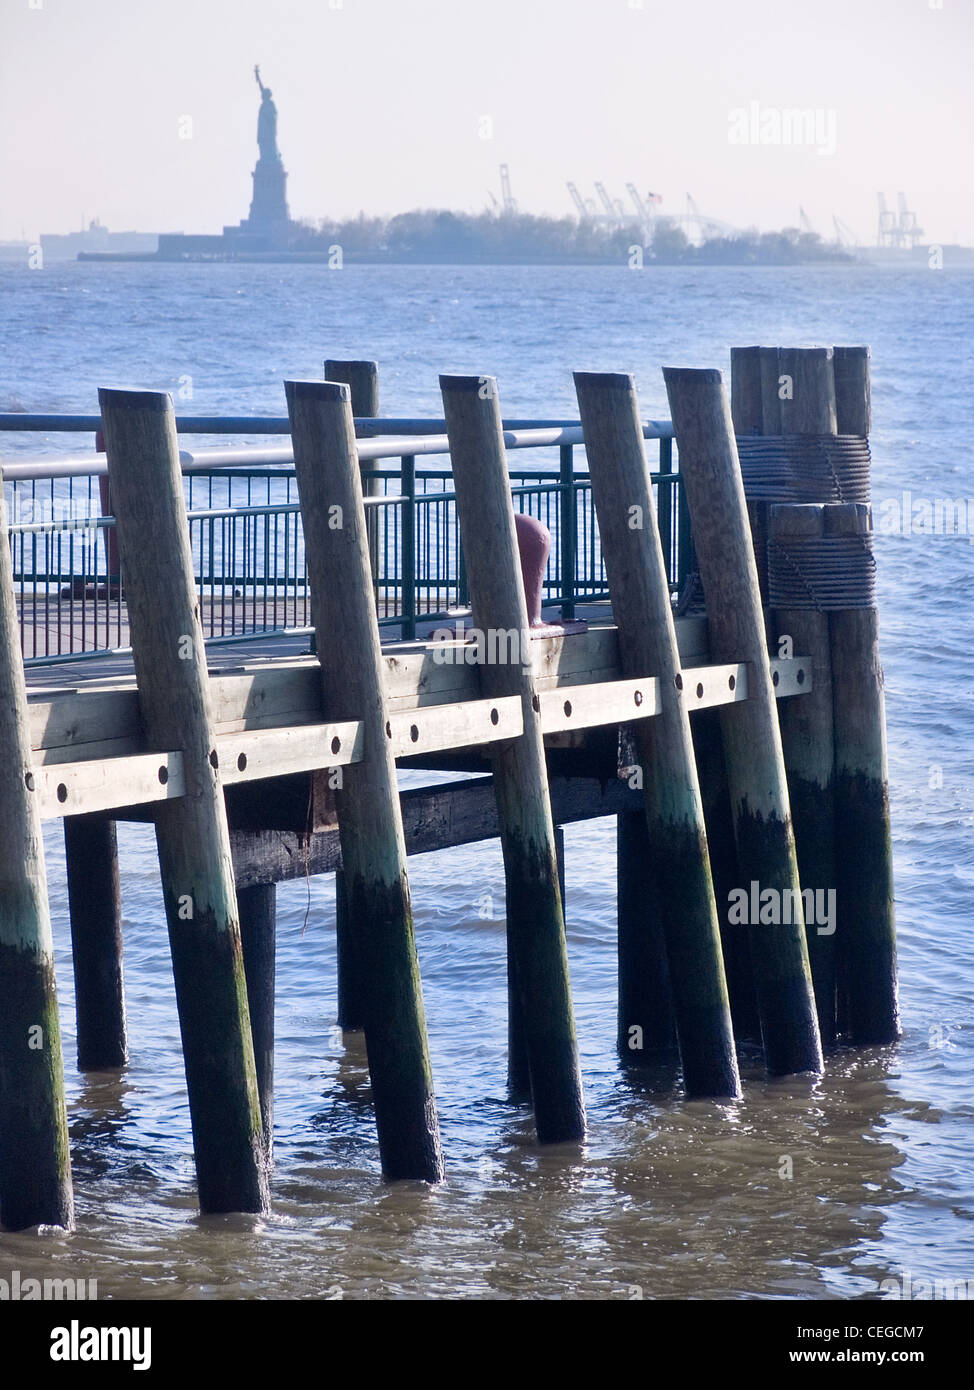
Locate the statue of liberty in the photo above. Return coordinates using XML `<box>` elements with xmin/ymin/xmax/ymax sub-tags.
<box><xmin>254</xmin><ymin>65</ymin><xmax>281</xmax><ymax>164</ymax></box>
<box><xmin>244</xmin><ymin>65</ymin><xmax>290</xmax><ymax>235</ymax></box>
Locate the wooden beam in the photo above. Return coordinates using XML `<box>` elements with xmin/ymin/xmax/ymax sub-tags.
<box><xmin>230</xmin><ymin>775</ymin><xmax>644</xmax><ymax>887</ymax></box>
<box><xmin>36</xmin><ymin>751</ymin><xmax>186</xmax><ymax>820</ymax></box>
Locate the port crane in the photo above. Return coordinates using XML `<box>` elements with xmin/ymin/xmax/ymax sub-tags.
<box><xmin>877</xmin><ymin>192</ymin><xmax>923</xmax><ymax>249</ymax></box>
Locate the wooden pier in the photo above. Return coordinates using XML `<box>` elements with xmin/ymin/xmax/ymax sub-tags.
<box><xmin>0</xmin><ymin>348</ymin><xmax>899</xmax><ymax>1231</ymax></box>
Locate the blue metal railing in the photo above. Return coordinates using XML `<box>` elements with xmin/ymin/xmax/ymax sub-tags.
<box><xmin>1</xmin><ymin>414</ymin><xmax>689</xmax><ymax>665</ymax></box>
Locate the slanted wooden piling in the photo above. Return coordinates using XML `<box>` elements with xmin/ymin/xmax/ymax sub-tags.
<box><xmin>768</xmin><ymin>504</ymin><xmax>838</xmax><ymax>1045</ymax></box>
<box><xmin>440</xmin><ymin>373</ymin><xmax>586</xmax><ymax>1144</ymax></box>
<box><xmin>324</xmin><ymin>359</ymin><xmax>380</xmax><ymax>1029</ymax></box>
<box><xmin>574</xmin><ymin>371</ymin><xmax>739</xmax><ymax>1097</ymax></box>
<box><xmin>0</xmin><ymin>490</ymin><xmax>73</xmax><ymax>1233</ymax></box>
<box><xmin>285</xmin><ymin>378</ymin><xmax>444</xmax><ymax>1181</ymax></box>
<box><xmin>825</xmin><ymin>502</ymin><xmax>899</xmax><ymax>1044</ymax></box>
<box><xmin>691</xmin><ymin>709</ymin><xmax>762</xmax><ymax>1044</ymax></box>
<box><xmin>64</xmin><ymin>813</ymin><xmax>127</xmax><ymax>1070</ymax></box>
<box><xmin>663</xmin><ymin>367</ymin><xmax>823</xmax><ymax>1077</ymax></box>
<box><xmin>99</xmin><ymin>388</ymin><xmax>268</xmax><ymax>1215</ymax></box>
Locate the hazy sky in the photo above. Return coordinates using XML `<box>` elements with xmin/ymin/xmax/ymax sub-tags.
<box><xmin>1</xmin><ymin>0</ymin><xmax>971</xmax><ymax>244</ymax></box>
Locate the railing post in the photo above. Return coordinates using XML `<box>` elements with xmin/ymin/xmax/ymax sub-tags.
<box><xmin>676</xmin><ymin>445</ymin><xmax>694</xmax><ymax>594</ymax></box>
<box><xmin>559</xmin><ymin>444</ymin><xmax>576</xmax><ymax>620</ymax></box>
<box><xmin>656</xmin><ymin>435</ymin><xmax>674</xmax><ymax>588</ymax></box>
<box><xmin>401</xmin><ymin>454</ymin><xmax>416</xmax><ymax>640</ymax></box>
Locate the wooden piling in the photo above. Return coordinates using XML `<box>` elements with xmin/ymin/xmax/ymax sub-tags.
<box><xmin>64</xmin><ymin>814</ymin><xmax>127</xmax><ymax>1070</ymax></box>
<box><xmin>729</xmin><ymin>345</ymin><xmax>779</xmax><ymax>601</ymax></box>
<box><xmin>824</xmin><ymin>502</ymin><xmax>899</xmax><ymax>1044</ymax></box>
<box><xmin>690</xmin><ymin>709</ymin><xmax>762</xmax><ymax>1044</ymax></box>
<box><xmin>334</xmin><ymin>869</ymin><xmax>365</xmax><ymax>1032</ymax></box>
<box><xmin>324</xmin><ymin>359</ymin><xmax>381</xmax><ymax>570</ymax></box>
<box><xmin>778</xmin><ymin>347</ymin><xmax>837</xmax><ymax>436</ymax></box>
<box><xmin>440</xmin><ymin>373</ymin><xmax>586</xmax><ymax>1144</ymax></box>
<box><xmin>238</xmin><ymin>882</ymin><xmax>276</xmax><ymax>1156</ymax></box>
<box><xmin>324</xmin><ymin>360</ymin><xmax>380</xmax><ymax>1023</ymax></box>
<box><xmin>832</xmin><ymin>346</ymin><xmax>871</xmax><ymax>437</ymax></box>
<box><xmin>759</xmin><ymin>346</ymin><xmax>783</xmax><ymax>436</ymax></box>
<box><xmin>285</xmin><ymin>378</ymin><xmax>443</xmax><ymax>1181</ymax></box>
<box><xmin>768</xmin><ymin>504</ymin><xmax>838</xmax><ymax>1045</ymax></box>
<box><xmin>616</xmin><ymin>809</ymin><xmax>677</xmax><ymax>1055</ymax></box>
<box><xmin>663</xmin><ymin>367</ymin><xmax>823</xmax><ymax>1078</ymax></box>
<box><xmin>98</xmin><ymin>388</ymin><xmax>268</xmax><ymax>1215</ymax></box>
<box><xmin>0</xmin><ymin>488</ymin><xmax>73</xmax><ymax>1232</ymax></box>
<box><xmin>574</xmin><ymin>371</ymin><xmax>739</xmax><ymax>1097</ymax></box>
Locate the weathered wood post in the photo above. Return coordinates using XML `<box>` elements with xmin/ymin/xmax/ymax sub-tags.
<box><xmin>574</xmin><ymin>372</ymin><xmax>739</xmax><ymax>1096</ymax></box>
<box><xmin>691</xmin><ymin>708</ymin><xmax>761</xmax><ymax>1043</ymax></box>
<box><xmin>663</xmin><ymin>368</ymin><xmax>823</xmax><ymax>1077</ymax></box>
<box><xmin>730</xmin><ymin>344</ymin><xmax>780</xmax><ymax>601</ymax></box>
<box><xmin>778</xmin><ymin>347</ymin><xmax>837</xmax><ymax>436</ymax></box>
<box><xmin>831</xmin><ymin>344</ymin><xmax>872</xmax><ymax>1038</ymax></box>
<box><xmin>324</xmin><ymin>360</ymin><xmax>380</xmax><ymax>1031</ymax></box>
<box><xmin>99</xmin><ymin>388</ymin><xmax>268</xmax><ymax>1215</ymax></box>
<box><xmin>64</xmin><ymin>813</ymin><xmax>127</xmax><ymax>1070</ymax></box>
<box><xmin>832</xmin><ymin>346</ymin><xmax>871</xmax><ymax>439</ymax></box>
<box><xmin>285</xmin><ymin>379</ymin><xmax>443</xmax><ymax>1181</ymax></box>
<box><xmin>616</xmin><ymin>809</ymin><xmax>677</xmax><ymax>1056</ymax></box>
<box><xmin>0</xmin><ymin>491</ymin><xmax>74</xmax><ymax>1233</ymax></box>
<box><xmin>237</xmin><ymin>882</ymin><xmax>276</xmax><ymax>1157</ymax></box>
<box><xmin>440</xmin><ymin>374</ymin><xmax>586</xmax><ymax>1144</ymax></box>
<box><xmin>325</xmin><ymin>358</ymin><xmax>381</xmax><ymax>572</ymax></box>
<box><xmin>768</xmin><ymin>504</ymin><xmax>838</xmax><ymax>1045</ymax></box>
<box><xmin>334</xmin><ymin>869</ymin><xmax>365</xmax><ymax>1032</ymax></box>
<box><xmin>825</xmin><ymin>501</ymin><xmax>899</xmax><ymax>1044</ymax></box>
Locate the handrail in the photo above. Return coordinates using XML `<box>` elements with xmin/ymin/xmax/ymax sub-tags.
<box><xmin>0</xmin><ymin>412</ymin><xmax>674</xmax><ymax>437</ymax></box>
<box><xmin>2</xmin><ymin>421</ymin><xmax>674</xmax><ymax>481</ymax></box>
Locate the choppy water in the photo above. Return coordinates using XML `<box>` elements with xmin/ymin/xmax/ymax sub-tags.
<box><xmin>1</xmin><ymin>262</ymin><xmax>973</xmax><ymax>1300</ymax></box>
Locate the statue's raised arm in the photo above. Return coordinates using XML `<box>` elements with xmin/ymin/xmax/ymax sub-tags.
<box><xmin>254</xmin><ymin>67</ymin><xmax>279</xmax><ymax>162</ymax></box>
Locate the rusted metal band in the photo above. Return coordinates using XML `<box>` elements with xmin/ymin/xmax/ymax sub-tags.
<box><xmin>736</xmin><ymin>434</ymin><xmax>871</xmax><ymax>504</ymax></box>
<box><xmin>768</xmin><ymin>534</ymin><xmax>877</xmax><ymax>610</ymax></box>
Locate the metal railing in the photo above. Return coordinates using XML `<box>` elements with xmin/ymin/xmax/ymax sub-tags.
<box><xmin>1</xmin><ymin>414</ymin><xmax>690</xmax><ymax>665</ymax></box>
